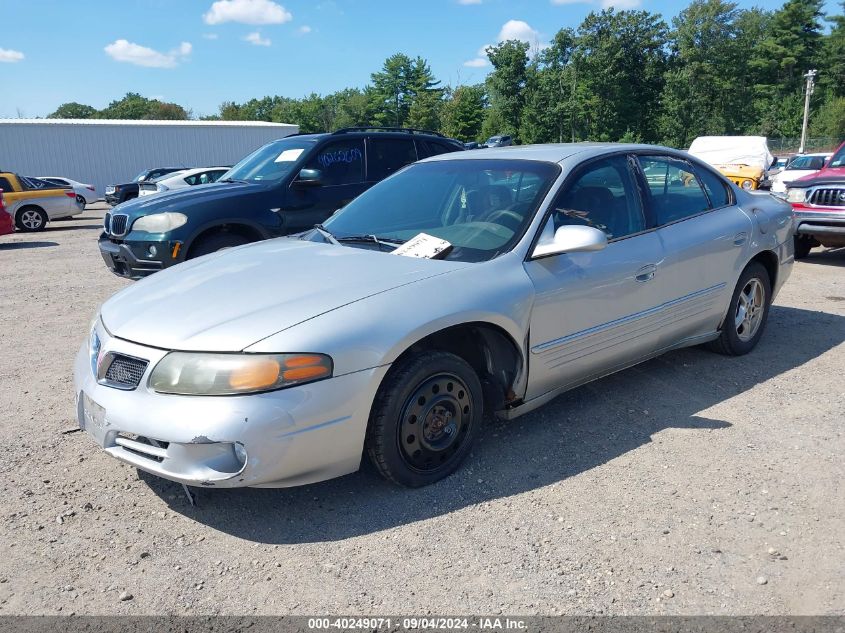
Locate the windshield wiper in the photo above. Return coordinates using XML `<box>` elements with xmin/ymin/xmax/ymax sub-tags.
<box><xmin>313</xmin><ymin>224</ymin><xmax>340</xmax><ymax>245</ymax></box>
<box><xmin>336</xmin><ymin>234</ymin><xmax>406</xmax><ymax>249</ymax></box>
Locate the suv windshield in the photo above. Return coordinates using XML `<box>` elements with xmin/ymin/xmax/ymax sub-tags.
<box><xmin>220</xmin><ymin>137</ymin><xmax>317</xmax><ymax>183</ymax></box>
<box><xmin>828</xmin><ymin>144</ymin><xmax>845</xmax><ymax>169</ymax></box>
<box><xmin>323</xmin><ymin>159</ymin><xmax>559</xmax><ymax>263</ymax></box>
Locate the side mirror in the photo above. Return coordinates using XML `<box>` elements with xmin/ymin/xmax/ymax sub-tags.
<box><xmin>294</xmin><ymin>168</ymin><xmax>322</xmax><ymax>187</ymax></box>
<box><xmin>532</xmin><ymin>224</ymin><xmax>608</xmax><ymax>259</ymax></box>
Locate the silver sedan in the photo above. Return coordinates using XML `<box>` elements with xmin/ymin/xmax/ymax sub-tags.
<box><xmin>73</xmin><ymin>144</ymin><xmax>794</xmax><ymax>489</ymax></box>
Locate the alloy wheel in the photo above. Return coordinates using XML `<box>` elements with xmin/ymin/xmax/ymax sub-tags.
<box><xmin>734</xmin><ymin>278</ymin><xmax>765</xmax><ymax>342</ymax></box>
<box><xmin>20</xmin><ymin>210</ymin><xmax>44</xmax><ymax>230</ymax></box>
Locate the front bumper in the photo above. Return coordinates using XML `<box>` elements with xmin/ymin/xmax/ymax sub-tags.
<box><xmin>104</xmin><ymin>193</ymin><xmax>121</xmax><ymax>206</ymax></box>
<box><xmin>73</xmin><ymin>322</ymin><xmax>389</xmax><ymax>488</ymax></box>
<box><xmin>99</xmin><ymin>235</ymin><xmax>176</xmax><ymax>279</ymax></box>
<box><xmin>792</xmin><ymin>206</ymin><xmax>845</xmax><ymax>244</ymax></box>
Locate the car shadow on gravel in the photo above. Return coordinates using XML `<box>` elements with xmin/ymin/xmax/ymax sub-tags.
<box><xmin>0</xmin><ymin>240</ymin><xmax>58</xmax><ymax>250</ymax></box>
<box><xmin>800</xmin><ymin>248</ymin><xmax>845</xmax><ymax>267</ymax></box>
<box><xmin>140</xmin><ymin>304</ymin><xmax>845</xmax><ymax>543</ymax></box>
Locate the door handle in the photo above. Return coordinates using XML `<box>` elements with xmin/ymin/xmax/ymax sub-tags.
<box><xmin>635</xmin><ymin>264</ymin><xmax>657</xmax><ymax>282</ymax></box>
<box><xmin>733</xmin><ymin>232</ymin><xmax>748</xmax><ymax>246</ymax></box>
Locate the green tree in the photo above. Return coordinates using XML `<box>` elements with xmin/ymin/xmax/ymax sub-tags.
<box><xmin>97</xmin><ymin>92</ymin><xmax>188</xmax><ymax>120</ymax></box>
<box><xmin>48</xmin><ymin>102</ymin><xmax>97</xmax><ymax>119</ymax></box>
<box><xmin>485</xmin><ymin>40</ymin><xmax>530</xmax><ymax>138</ymax></box>
<box><xmin>440</xmin><ymin>84</ymin><xmax>486</xmax><ymax>141</ymax></box>
<box><xmin>371</xmin><ymin>54</ymin><xmax>441</xmax><ymax>127</ymax></box>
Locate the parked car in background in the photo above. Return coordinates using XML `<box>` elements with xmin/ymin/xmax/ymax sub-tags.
<box><xmin>485</xmin><ymin>135</ymin><xmax>513</xmax><ymax>148</ymax></box>
<box><xmin>0</xmin><ymin>172</ymin><xmax>80</xmax><ymax>231</ymax></box>
<box><xmin>785</xmin><ymin>140</ymin><xmax>845</xmax><ymax>259</ymax></box>
<box><xmin>770</xmin><ymin>153</ymin><xmax>832</xmax><ymax>195</ymax></box>
<box><xmin>105</xmin><ymin>167</ymin><xmax>187</xmax><ymax>206</ymax></box>
<box><xmin>0</xmin><ymin>191</ymin><xmax>14</xmax><ymax>237</ymax></box>
<box><xmin>464</xmin><ymin>142</ymin><xmax>483</xmax><ymax>150</ymax></box>
<box><xmin>688</xmin><ymin>136</ymin><xmax>774</xmax><ymax>190</ymax></box>
<box><xmin>98</xmin><ymin>127</ymin><xmax>464</xmax><ymax>279</ymax></box>
<box><xmin>138</xmin><ymin>167</ymin><xmax>229</xmax><ymax>197</ymax></box>
<box><xmin>76</xmin><ymin>143</ymin><xmax>793</xmax><ymax>490</ymax></box>
<box><xmin>39</xmin><ymin>176</ymin><xmax>98</xmax><ymax>207</ymax></box>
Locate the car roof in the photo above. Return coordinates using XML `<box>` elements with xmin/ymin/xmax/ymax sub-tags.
<box><xmin>285</xmin><ymin>129</ymin><xmax>460</xmax><ymax>143</ymax></box>
<box><xmin>422</xmin><ymin>142</ymin><xmax>682</xmax><ymax>164</ymax></box>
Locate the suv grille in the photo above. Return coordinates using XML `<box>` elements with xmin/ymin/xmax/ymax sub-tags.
<box><xmin>108</xmin><ymin>214</ymin><xmax>129</xmax><ymax>236</ymax></box>
<box><xmin>102</xmin><ymin>354</ymin><xmax>148</xmax><ymax>389</ymax></box>
<box><xmin>808</xmin><ymin>188</ymin><xmax>845</xmax><ymax>207</ymax></box>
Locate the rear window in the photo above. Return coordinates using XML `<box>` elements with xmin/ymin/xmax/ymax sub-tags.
<box><xmin>695</xmin><ymin>166</ymin><xmax>732</xmax><ymax>208</ymax></box>
<box><xmin>0</xmin><ymin>177</ymin><xmax>13</xmax><ymax>192</ymax></box>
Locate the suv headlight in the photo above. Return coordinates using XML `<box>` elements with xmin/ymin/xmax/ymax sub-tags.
<box><xmin>149</xmin><ymin>352</ymin><xmax>333</xmax><ymax>395</ymax></box>
<box><xmin>132</xmin><ymin>212</ymin><xmax>188</xmax><ymax>233</ymax></box>
<box><xmin>786</xmin><ymin>188</ymin><xmax>806</xmax><ymax>203</ymax></box>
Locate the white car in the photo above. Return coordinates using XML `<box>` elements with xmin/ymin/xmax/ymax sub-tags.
<box><xmin>770</xmin><ymin>153</ymin><xmax>832</xmax><ymax>194</ymax></box>
<box><xmin>138</xmin><ymin>167</ymin><xmax>229</xmax><ymax>197</ymax></box>
<box><xmin>39</xmin><ymin>176</ymin><xmax>98</xmax><ymax>207</ymax></box>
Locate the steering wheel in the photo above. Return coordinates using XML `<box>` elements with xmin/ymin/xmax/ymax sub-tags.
<box><xmin>485</xmin><ymin>209</ymin><xmax>523</xmax><ymax>232</ymax></box>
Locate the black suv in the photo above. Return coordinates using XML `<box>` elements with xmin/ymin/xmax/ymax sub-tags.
<box><xmin>98</xmin><ymin>128</ymin><xmax>464</xmax><ymax>279</ymax></box>
<box><xmin>105</xmin><ymin>167</ymin><xmax>187</xmax><ymax>206</ymax></box>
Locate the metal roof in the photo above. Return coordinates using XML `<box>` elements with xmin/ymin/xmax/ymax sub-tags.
<box><xmin>0</xmin><ymin>118</ymin><xmax>294</xmax><ymax>127</ymax></box>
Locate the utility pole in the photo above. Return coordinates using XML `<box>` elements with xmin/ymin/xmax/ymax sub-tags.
<box><xmin>799</xmin><ymin>69</ymin><xmax>817</xmax><ymax>154</ymax></box>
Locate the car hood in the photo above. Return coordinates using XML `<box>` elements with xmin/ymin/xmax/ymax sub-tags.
<box><xmin>101</xmin><ymin>238</ymin><xmax>466</xmax><ymax>351</ymax></box>
<box><xmin>794</xmin><ymin>166</ymin><xmax>845</xmax><ymax>186</ymax></box>
<box><xmin>112</xmin><ymin>181</ymin><xmax>269</xmax><ymax>216</ymax></box>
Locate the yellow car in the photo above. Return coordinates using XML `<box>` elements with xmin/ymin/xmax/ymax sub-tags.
<box><xmin>687</xmin><ymin>136</ymin><xmax>774</xmax><ymax>191</ymax></box>
<box><xmin>0</xmin><ymin>172</ymin><xmax>81</xmax><ymax>231</ymax></box>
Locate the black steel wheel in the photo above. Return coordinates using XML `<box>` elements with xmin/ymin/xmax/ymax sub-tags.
<box><xmin>367</xmin><ymin>350</ymin><xmax>482</xmax><ymax>487</ymax></box>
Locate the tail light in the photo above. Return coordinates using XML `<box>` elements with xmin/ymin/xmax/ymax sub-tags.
<box><xmin>65</xmin><ymin>191</ymin><xmax>76</xmax><ymax>198</ymax></box>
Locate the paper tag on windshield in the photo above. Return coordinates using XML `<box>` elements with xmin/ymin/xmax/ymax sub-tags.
<box><xmin>275</xmin><ymin>148</ymin><xmax>304</xmax><ymax>163</ymax></box>
<box><xmin>391</xmin><ymin>233</ymin><xmax>452</xmax><ymax>259</ymax></box>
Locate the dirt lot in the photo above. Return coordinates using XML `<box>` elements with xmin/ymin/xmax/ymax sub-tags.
<box><xmin>0</xmin><ymin>204</ymin><xmax>842</xmax><ymax>616</ymax></box>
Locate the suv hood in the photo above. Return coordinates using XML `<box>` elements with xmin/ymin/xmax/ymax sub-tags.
<box><xmin>113</xmin><ymin>181</ymin><xmax>268</xmax><ymax>216</ymax></box>
<box><xmin>101</xmin><ymin>238</ymin><xmax>465</xmax><ymax>351</ymax></box>
<box><xmin>793</xmin><ymin>166</ymin><xmax>845</xmax><ymax>186</ymax></box>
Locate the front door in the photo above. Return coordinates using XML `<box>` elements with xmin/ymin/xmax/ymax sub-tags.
<box><xmin>524</xmin><ymin>154</ymin><xmax>666</xmax><ymax>400</ymax></box>
<box><xmin>284</xmin><ymin>138</ymin><xmax>368</xmax><ymax>233</ymax></box>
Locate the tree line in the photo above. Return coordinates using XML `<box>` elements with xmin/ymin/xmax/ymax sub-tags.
<box><xmin>49</xmin><ymin>0</ymin><xmax>844</xmax><ymax>149</ymax></box>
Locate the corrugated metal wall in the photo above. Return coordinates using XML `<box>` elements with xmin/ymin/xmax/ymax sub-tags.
<box><xmin>0</xmin><ymin>121</ymin><xmax>298</xmax><ymax>197</ymax></box>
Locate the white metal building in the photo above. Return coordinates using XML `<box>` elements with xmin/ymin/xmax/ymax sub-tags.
<box><xmin>0</xmin><ymin>119</ymin><xmax>298</xmax><ymax>197</ymax></box>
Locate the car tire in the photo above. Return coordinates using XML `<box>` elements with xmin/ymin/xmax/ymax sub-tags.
<box><xmin>75</xmin><ymin>195</ymin><xmax>86</xmax><ymax>207</ymax></box>
<box><xmin>366</xmin><ymin>350</ymin><xmax>483</xmax><ymax>487</ymax></box>
<box><xmin>188</xmin><ymin>232</ymin><xmax>252</xmax><ymax>259</ymax></box>
<box><xmin>793</xmin><ymin>236</ymin><xmax>813</xmax><ymax>260</ymax></box>
<box><xmin>708</xmin><ymin>262</ymin><xmax>771</xmax><ymax>356</ymax></box>
<box><xmin>15</xmin><ymin>206</ymin><xmax>48</xmax><ymax>232</ymax></box>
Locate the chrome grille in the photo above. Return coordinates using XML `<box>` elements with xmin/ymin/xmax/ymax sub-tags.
<box><xmin>808</xmin><ymin>188</ymin><xmax>845</xmax><ymax>207</ymax></box>
<box><xmin>110</xmin><ymin>214</ymin><xmax>129</xmax><ymax>236</ymax></box>
<box><xmin>101</xmin><ymin>354</ymin><xmax>148</xmax><ymax>389</ymax></box>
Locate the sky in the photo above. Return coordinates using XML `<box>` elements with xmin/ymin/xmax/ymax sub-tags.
<box><xmin>0</xmin><ymin>0</ymin><xmax>840</xmax><ymax>119</ymax></box>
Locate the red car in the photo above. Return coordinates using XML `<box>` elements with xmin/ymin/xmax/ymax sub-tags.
<box><xmin>786</xmin><ymin>140</ymin><xmax>845</xmax><ymax>258</ymax></box>
<box><xmin>0</xmin><ymin>191</ymin><xmax>13</xmax><ymax>237</ymax></box>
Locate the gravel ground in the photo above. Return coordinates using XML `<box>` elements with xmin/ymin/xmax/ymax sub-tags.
<box><xmin>0</xmin><ymin>204</ymin><xmax>843</xmax><ymax>616</ymax></box>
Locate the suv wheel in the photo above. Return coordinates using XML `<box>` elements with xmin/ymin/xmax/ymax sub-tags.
<box><xmin>188</xmin><ymin>232</ymin><xmax>252</xmax><ymax>259</ymax></box>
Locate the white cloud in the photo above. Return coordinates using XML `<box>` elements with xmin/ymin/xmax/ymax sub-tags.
<box><xmin>204</xmin><ymin>0</ymin><xmax>292</xmax><ymax>25</ymax></box>
<box><xmin>202</xmin><ymin>33</ymin><xmax>220</xmax><ymax>40</ymax></box>
<box><xmin>104</xmin><ymin>40</ymin><xmax>192</xmax><ymax>68</ymax></box>
<box><xmin>498</xmin><ymin>19</ymin><xmax>544</xmax><ymax>50</ymax></box>
<box><xmin>463</xmin><ymin>44</ymin><xmax>491</xmax><ymax>68</ymax></box>
<box><xmin>298</xmin><ymin>25</ymin><xmax>312</xmax><ymax>34</ymax></box>
<box><xmin>244</xmin><ymin>31</ymin><xmax>272</xmax><ymax>46</ymax></box>
<box><xmin>551</xmin><ymin>0</ymin><xmax>642</xmax><ymax>7</ymax></box>
<box><xmin>0</xmin><ymin>48</ymin><xmax>24</xmax><ymax>63</ymax></box>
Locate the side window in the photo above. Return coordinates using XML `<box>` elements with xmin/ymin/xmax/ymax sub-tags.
<box><xmin>0</xmin><ymin>177</ymin><xmax>13</xmax><ymax>192</ymax></box>
<box><xmin>639</xmin><ymin>156</ymin><xmax>711</xmax><ymax>225</ymax></box>
<box><xmin>416</xmin><ymin>140</ymin><xmax>453</xmax><ymax>158</ymax></box>
<box><xmin>208</xmin><ymin>169</ymin><xmax>226</xmax><ymax>183</ymax></box>
<box><xmin>695</xmin><ymin>165</ymin><xmax>731</xmax><ymax>209</ymax></box>
<box><xmin>304</xmin><ymin>139</ymin><xmax>365</xmax><ymax>186</ymax></box>
<box><xmin>551</xmin><ymin>155</ymin><xmax>645</xmax><ymax>240</ymax></box>
<box><xmin>367</xmin><ymin>138</ymin><xmax>417</xmax><ymax>181</ymax></box>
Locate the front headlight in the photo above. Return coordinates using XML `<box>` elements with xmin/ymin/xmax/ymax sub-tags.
<box><xmin>741</xmin><ymin>179</ymin><xmax>754</xmax><ymax>190</ymax></box>
<box><xmin>149</xmin><ymin>352</ymin><xmax>333</xmax><ymax>395</ymax></box>
<box><xmin>786</xmin><ymin>188</ymin><xmax>807</xmax><ymax>203</ymax></box>
<box><xmin>132</xmin><ymin>212</ymin><xmax>187</xmax><ymax>233</ymax></box>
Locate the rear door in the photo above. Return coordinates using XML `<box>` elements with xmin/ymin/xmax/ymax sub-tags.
<box><xmin>635</xmin><ymin>154</ymin><xmax>752</xmax><ymax>346</ymax></box>
<box><xmin>284</xmin><ymin>138</ymin><xmax>367</xmax><ymax>232</ymax></box>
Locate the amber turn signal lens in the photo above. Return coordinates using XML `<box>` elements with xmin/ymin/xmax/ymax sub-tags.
<box><xmin>228</xmin><ymin>358</ymin><xmax>281</xmax><ymax>390</ymax></box>
<box><xmin>282</xmin><ymin>365</ymin><xmax>331</xmax><ymax>381</ymax></box>
<box><xmin>284</xmin><ymin>355</ymin><xmax>325</xmax><ymax>368</ymax></box>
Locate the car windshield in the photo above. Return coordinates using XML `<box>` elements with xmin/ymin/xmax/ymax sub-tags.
<box><xmin>322</xmin><ymin>159</ymin><xmax>560</xmax><ymax>263</ymax></box>
<box><xmin>789</xmin><ymin>155</ymin><xmax>827</xmax><ymax>170</ymax></box>
<box><xmin>220</xmin><ymin>137</ymin><xmax>317</xmax><ymax>183</ymax></box>
<box><xmin>828</xmin><ymin>145</ymin><xmax>845</xmax><ymax>169</ymax></box>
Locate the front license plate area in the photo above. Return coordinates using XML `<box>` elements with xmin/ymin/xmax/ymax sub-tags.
<box><xmin>81</xmin><ymin>392</ymin><xmax>109</xmax><ymax>446</ymax></box>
